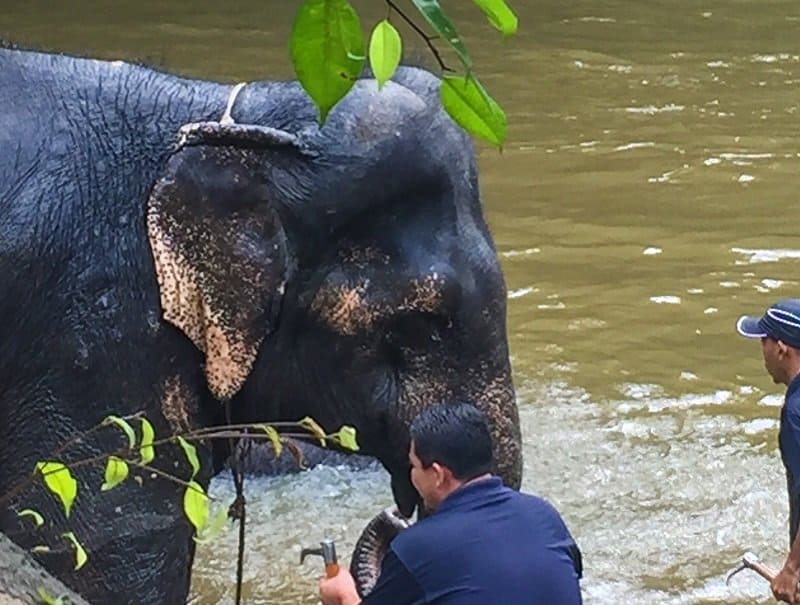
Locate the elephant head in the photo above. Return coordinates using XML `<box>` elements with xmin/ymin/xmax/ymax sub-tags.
<box><xmin>145</xmin><ymin>68</ymin><xmax>522</xmax><ymax>516</ymax></box>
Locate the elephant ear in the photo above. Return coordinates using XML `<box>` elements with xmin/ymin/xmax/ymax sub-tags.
<box><xmin>146</xmin><ymin>145</ymin><xmax>288</xmax><ymax>401</ymax></box>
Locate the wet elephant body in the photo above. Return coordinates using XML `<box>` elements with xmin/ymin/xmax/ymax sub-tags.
<box><xmin>0</xmin><ymin>47</ymin><xmax>520</xmax><ymax>604</ymax></box>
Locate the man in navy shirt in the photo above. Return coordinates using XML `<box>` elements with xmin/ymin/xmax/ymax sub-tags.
<box><xmin>738</xmin><ymin>299</ymin><xmax>800</xmax><ymax>603</ymax></box>
<box><xmin>319</xmin><ymin>402</ymin><xmax>583</xmax><ymax>605</ymax></box>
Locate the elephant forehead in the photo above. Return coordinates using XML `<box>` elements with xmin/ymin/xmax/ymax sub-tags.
<box><xmin>310</xmin><ymin>271</ymin><xmax>450</xmax><ymax>335</ymax></box>
<box><xmin>398</xmin><ymin>274</ymin><xmax>446</xmax><ymax>314</ymax></box>
<box><xmin>310</xmin><ymin>283</ymin><xmax>384</xmax><ymax>336</ymax></box>
<box><xmin>333</xmin><ymin>80</ymin><xmax>426</xmax><ymax>145</ymax></box>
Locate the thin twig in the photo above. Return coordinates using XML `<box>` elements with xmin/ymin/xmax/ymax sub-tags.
<box><xmin>225</xmin><ymin>402</ymin><xmax>246</xmax><ymax>605</ymax></box>
<box><xmin>385</xmin><ymin>0</ymin><xmax>454</xmax><ymax>73</ymax></box>
<box><xmin>189</xmin><ymin>421</ymin><xmax>316</xmax><ymax>433</ymax></box>
<box><xmin>142</xmin><ymin>430</ymin><xmax>318</xmax><ymax>448</ymax></box>
<box><xmin>128</xmin><ymin>460</ymin><xmax>214</xmax><ymax>500</ymax></box>
<box><xmin>0</xmin><ymin>448</ymin><xmax>129</xmax><ymax>509</ymax></box>
<box><xmin>49</xmin><ymin>412</ymin><xmax>144</xmax><ymax>459</ymax></box>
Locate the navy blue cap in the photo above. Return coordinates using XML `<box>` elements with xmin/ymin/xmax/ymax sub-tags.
<box><xmin>737</xmin><ymin>298</ymin><xmax>800</xmax><ymax>349</ymax></box>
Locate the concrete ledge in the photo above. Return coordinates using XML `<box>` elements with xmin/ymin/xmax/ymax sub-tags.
<box><xmin>0</xmin><ymin>533</ymin><xmax>90</xmax><ymax>605</ymax></box>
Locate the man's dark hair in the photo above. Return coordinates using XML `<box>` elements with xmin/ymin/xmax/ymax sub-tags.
<box><xmin>409</xmin><ymin>402</ymin><xmax>493</xmax><ymax>481</ymax></box>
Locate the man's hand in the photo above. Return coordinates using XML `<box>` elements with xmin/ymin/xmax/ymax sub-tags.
<box><xmin>319</xmin><ymin>567</ymin><xmax>361</xmax><ymax>605</ymax></box>
<box><xmin>771</xmin><ymin>561</ymin><xmax>800</xmax><ymax>603</ymax></box>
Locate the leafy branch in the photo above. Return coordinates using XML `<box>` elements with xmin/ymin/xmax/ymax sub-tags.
<box><xmin>9</xmin><ymin>414</ymin><xmax>359</xmax><ymax>574</ymax></box>
<box><xmin>289</xmin><ymin>0</ymin><xmax>517</xmax><ymax>146</ymax></box>
<box><xmin>385</xmin><ymin>0</ymin><xmax>451</xmax><ymax>74</ymax></box>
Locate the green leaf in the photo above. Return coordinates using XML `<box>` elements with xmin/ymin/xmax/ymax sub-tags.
<box><xmin>410</xmin><ymin>0</ymin><xmax>472</xmax><ymax>70</ymax></box>
<box><xmin>36</xmin><ymin>462</ymin><xmax>77</xmax><ymax>518</ymax></box>
<box><xmin>31</xmin><ymin>545</ymin><xmax>51</xmax><ymax>554</ymax></box>
<box><xmin>61</xmin><ymin>532</ymin><xmax>87</xmax><ymax>570</ymax></box>
<box><xmin>194</xmin><ymin>503</ymin><xmax>229</xmax><ymax>545</ymax></box>
<box><xmin>330</xmin><ymin>426</ymin><xmax>360</xmax><ymax>451</ymax></box>
<box><xmin>258</xmin><ymin>424</ymin><xmax>283</xmax><ymax>458</ymax></box>
<box><xmin>369</xmin><ymin>20</ymin><xmax>402</xmax><ymax>89</ymax></box>
<box><xmin>102</xmin><ymin>415</ymin><xmax>136</xmax><ymax>450</ymax></box>
<box><xmin>440</xmin><ymin>75</ymin><xmax>507</xmax><ymax>146</ymax></box>
<box><xmin>139</xmin><ymin>418</ymin><xmax>155</xmax><ymax>464</ymax></box>
<box><xmin>17</xmin><ymin>508</ymin><xmax>45</xmax><ymax>527</ymax></box>
<box><xmin>290</xmin><ymin>0</ymin><xmax>366</xmax><ymax>123</ymax></box>
<box><xmin>177</xmin><ymin>436</ymin><xmax>200</xmax><ymax>480</ymax></box>
<box><xmin>36</xmin><ymin>587</ymin><xmax>65</xmax><ymax>605</ymax></box>
<box><xmin>472</xmin><ymin>0</ymin><xmax>518</xmax><ymax>35</ymax></box>
<box><xmin>183</xmin><ymin>481</ymin><xmax>209</xmax><ymax>534</ymax></box>
<box><xmin>101</xmin><ymin>456</ymin><xmax>129</xmax><ymax>492</ymax></box>
<box><xmin>299</xmin><ymin>416</ymin><xmax>327</xmax><ymax>446</ymax></box>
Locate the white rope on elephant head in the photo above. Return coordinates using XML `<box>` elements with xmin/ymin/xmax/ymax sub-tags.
<box><xmin>220</xmin><ymin>82</ymin><xmax>247</xmax><ymax>125</ymax></box>
<box><xmin>175</xmin><ymin>81</ymin><xmax>304</xmax><ymax>152</ymax></box>
<box><xmin>175</xmin><ymin>82</ymin><xmax>247</xmax><ymax>148</ymax></box>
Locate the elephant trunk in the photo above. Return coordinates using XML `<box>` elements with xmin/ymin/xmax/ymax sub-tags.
<box><xmin>350</xmin><ymin>507</ymin><xmax>410</xmax><ymax>598</ymax></box>
<box><xmin>478</xmin><ymin>369</ymin><xmax>522</xmax><ymax>490</ymax></box>
<box><xmin>386</xmin><ymin>360</ymin><xmax>522</xmax><ymax>517</ymax></box>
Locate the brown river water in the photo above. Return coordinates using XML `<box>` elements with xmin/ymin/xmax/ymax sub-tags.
<box><xmin>4</xmin><ymin>1</ymin><xmax>800</xmax><ymax>603</ymax></box>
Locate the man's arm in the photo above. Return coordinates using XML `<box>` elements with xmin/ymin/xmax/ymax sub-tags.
<box><xmin>319</xmin><ymin>549</ymin><xmax>424</xmax><ymax>605</ymax></box>
<box><xmin>772</xmin><ymin>529</ymin><xmax>800</xmax><ymax>603</ymax></box>
<box><xmin>774</xmin><ymin>407</ymin><xmax>800</xmax><ymax>603</ymax></box>
<box><xmin>319</xmin><ymin>568</ymin><xmax>361</xmax><ymax>605</ymax></box>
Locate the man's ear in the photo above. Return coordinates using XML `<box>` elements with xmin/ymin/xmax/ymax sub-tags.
<box><xmin>431</xmin><ymin>462</ymin><xmax>452</xmax><ymax>486</ymax></box>
<box><xmin>778</xmin><ymin>340</ymin><xmax>790</xmax><ymax>357</ymax></box>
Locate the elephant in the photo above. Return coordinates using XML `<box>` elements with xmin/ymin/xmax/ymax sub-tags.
<box><xmin>0</xmin><ymin>45</ymin><xmax>521</xmax><ymax>604</ymax></box>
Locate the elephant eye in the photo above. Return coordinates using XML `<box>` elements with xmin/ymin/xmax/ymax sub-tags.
<box><xmin>384</xmin><ymin>312</ymin><xmax>449</xmax><ymax>352</ymax></box>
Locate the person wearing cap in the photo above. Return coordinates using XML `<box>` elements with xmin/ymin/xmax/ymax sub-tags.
<box><xmin>737</xmin><ymin>299</ymin><xmax>800</xmax><ymax>603</ymax></box>
<box><xmin>318</xmin><ymin>401</ymin><xmax>583</xmax><ymax>605</ymax></box>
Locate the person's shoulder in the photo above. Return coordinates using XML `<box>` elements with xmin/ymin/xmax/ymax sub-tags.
<box><xmin>392</xmin><ymin>514</ymin><xmax>433</xmax><ymax>545</ymax></box>
<box><xmin>511</xmin><ymin>490</ymin><xmax>573</xmax><ymax>526</ymax></box>
<box><xmin>513</xmin><ymin>489</ymin><xmax>558</xmax><ymax>511</ymax></box>
<box><xmin>391</xmin><ymin>509</ymin><xmax>457</xmax><ymax>555</ymax></box>
<box><xmin>786</xmin><ymin>375</ymin><xmax>800</xmax><ymax>406</ymax></box>
<box><xmin>389</xmin><ymin>514</ymin><xmax>450</xmax><ymax>569</ymax></box>
<box><xmin>785</xmin><ymin>386</ymin><xmax>800</xmax><ymax>419</ymax></box>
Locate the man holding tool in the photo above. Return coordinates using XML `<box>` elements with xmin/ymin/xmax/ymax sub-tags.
<box><xmin>318</xmin><ymin>402</ymin><xmax>583</xmax><ymax>605</ymax></box>
<box><xmin>738</xmin><ymin>299</ymin><xmax>800</xmax><ymax>603</ymax></box>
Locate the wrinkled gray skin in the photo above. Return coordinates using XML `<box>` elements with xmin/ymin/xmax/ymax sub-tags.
<box><xmin>350</xmin><ymin>507</ymin><xmax>410</xmax><ymax>598</ymax></box>
<box><xmin>0</xmin><ymin>47</ymin><xmax>521</xmax><ymax>605</ymax></box>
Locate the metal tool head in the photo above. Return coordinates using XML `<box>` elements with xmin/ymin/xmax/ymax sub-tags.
<box><xmin>726</xmin><ymin>551</ymin><xmax>764</xmax><ymax>585</ymax></box>
<box><xmin>300</xmin><ymin>538</ymin><xmax>337</xmax><ymax>566</ymax></box>
<box><xmin>741</xmin><ymin>551</ymin><xmax>761</xmax><ymax>567</ymax></box>
<box><xmin>726</xmin><ymin>562</ymin><xmax>747</xmax><ymax>585</ymax></box>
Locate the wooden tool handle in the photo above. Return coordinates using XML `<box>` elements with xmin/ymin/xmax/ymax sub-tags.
<box><xmin>325</xmin><ymin>562</ymin><xmax>340</xmax><ymax>578</ymax></box>
<box><xmin>748</xmin><ymin>560</ymin><xmax>777</xmax><ymax>582</ymax></box>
